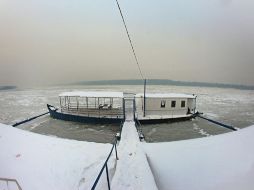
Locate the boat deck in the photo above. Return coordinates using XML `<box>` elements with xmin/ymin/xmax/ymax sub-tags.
<box><xmin>137</xmin><ymin>113</ymin><xmax>193</xmax><ymax>120</ymax></box>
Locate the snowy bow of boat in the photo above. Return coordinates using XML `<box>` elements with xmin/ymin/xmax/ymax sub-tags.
<box><xmin>143</xmin><ymin>126</ymin><xmax>254</xmax><ymax>190</ymax></box>
<box><xmin>0</xmin><ymin>123</ymin><xmax>114</xmax><ymax>190</ymax></box>
<box><xmin>1</xmin><ymin>122</ymin><xmax>254</xmax><ymax>190</ymax></box>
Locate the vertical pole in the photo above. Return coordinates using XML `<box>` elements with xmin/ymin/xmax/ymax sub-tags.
<box><xmin>95</xmin><ymin>97</ymin><xmax>96</xmax><ymax>117</ymax></box>
<box><xmin>133</xmin><ymin>99</ymin><xmax>135</xmax><ymax>120</ymax></box>
<box><xmin>86</xmin><ymin>97</ymin><xmax>89</xmax><ymax>116</ymax></box>
<box><xmin>143</xmin><ymin>79</ymin><xmax>146</xmax><ymax>117</ymax></box>
<box><xmin>123</xmin><ymin>98</ymin><xmax>125</xmax><ymax>120</ymax></box>
<box><xmin>98</xmin><ymin>98</ymin><xmax>100</xmax><ymax>118</ymax></box>
<box><xmin>76</xmin><ymin>97</ymin><xmax>79</xmax><ymax>111</ymax></box>
<box><xmin>114</xmin><ymin>142</ymin><xmax>119</xmax><ymax>160</ymax></box>
<box><xmin>120</xmin><ymin>122</ymin><xmax>122</xmax><ymax>140</ymax></box>
<box><xmin>194</xmin><ymin>96</ymin><xmax>197</xmax><ymax>114</ymax></box>
<box><xmin>59</xmin><ymin>97</ymin><xmax>62</xmax><ymax>112</ymax></box>
<box><xmin>105</xmin><ymin>163</ymin><xmax>111</xmax><ymax>190</ymax></box>
<box><xmin>110</xmin><ymin>98</ymin><xmax>112</xmax><ymax>118</ymax></box>
<box><xmin>68</xmin><ymin>97</ymin><xmax>70</xmax><ymax>110</ymax></box>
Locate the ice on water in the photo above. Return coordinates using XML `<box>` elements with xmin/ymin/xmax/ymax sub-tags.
<box><xmin>1</xmin><ymin>85</ymin><xmax>254</xmax><ymax>142</ymax></box>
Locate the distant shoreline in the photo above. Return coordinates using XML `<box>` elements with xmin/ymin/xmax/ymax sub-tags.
<box><xmin>0</xmin><ymin>86</ymin><xmax>17</xmax><ymax>91</ymax></box>
<box><xmin>1</xmin><ymin>81</ymin><xmax>253</xmax><ymax>91</ymax></box>
<box><xmin>74</xmin><ymin>79</ymin><xmax>254</xmax><ymax>90</ymax></box>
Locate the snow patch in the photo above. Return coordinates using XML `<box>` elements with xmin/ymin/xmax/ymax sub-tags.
<box><xmin>0</xmin><ymin>123</ymin><xmax>113</xmax><ymax>190</ymax></box>
<box><xmin>193</xmin><ymin>123</ymin><xmax>211</xmax><ymax>137</ymax></box>
<box><xmin>143</xmin><ymin>125</ymin><xmax>254</xmax><ymax>190</ymax></box>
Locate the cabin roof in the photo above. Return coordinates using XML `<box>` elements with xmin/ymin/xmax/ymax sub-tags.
<box><xmin>135</xmin><ymin>93</ymin><xmax>196</xmax><ymax>99</ymax></box>
<box><xmin>59</xmin><ymin>91</ymin><xmax>124</xmax><ymax>98</ymax></box>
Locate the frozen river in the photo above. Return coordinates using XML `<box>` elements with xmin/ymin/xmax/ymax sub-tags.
<box><xmin>0</xmin><ymin>85</ymin><xmax>254</xmax><ymax>143</ymax></box>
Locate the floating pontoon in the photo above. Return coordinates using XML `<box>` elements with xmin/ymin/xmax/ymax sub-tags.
<box><xmin>135</xmin><ymin>93</ymin><xmax>197</xmax><ymax>124</ymax></box>
<box><xmin>47</xmin><ymin>91</ymin><xmax>125</xmax><ymax>124</ymax></box>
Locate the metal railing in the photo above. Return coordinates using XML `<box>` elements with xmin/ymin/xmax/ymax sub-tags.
<box><xmin>61</xmin><ymin>106</ymin><xmax>124</xmax><ymax>119</ymax></box>
<box><xmin>91</xmin><ymin>137</ymin><xmax>119</xmax><ymax>190</ymax></box>
<box><xmin>0</xmin><ymin>178</ymin><xmax>22</xmax><ymax>190</ymax></box>
<box><xmin>135</xmin><ymin>119</ymin><xmax>145</xmax><ymax>141</ymax></box>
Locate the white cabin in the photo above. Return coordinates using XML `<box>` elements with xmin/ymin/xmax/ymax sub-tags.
<box><xmin>135</xmin><ymin>93</ymin><xmax>197</xmax><ymax>120</ymax></box>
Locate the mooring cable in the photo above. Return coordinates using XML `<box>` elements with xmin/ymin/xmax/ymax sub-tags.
<box><xmin>114</xmin><ymin>0</ymin><xmax>145</xmax><ymax>80</ymax></box>
<box><xmin>12</xmin><ymin>111</ymin><xmax>50</xmax><ymax>127</ymax></box>
<box><xmin>197</xmin><ymin>113</ymin><xmax>237</xmax><ymax>131</ymax></box>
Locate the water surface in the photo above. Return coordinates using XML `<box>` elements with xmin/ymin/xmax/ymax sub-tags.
<box><xmin>0</xmin><ymin>85</ymin><xmax>253</xmax><ymax>143</ymax></box>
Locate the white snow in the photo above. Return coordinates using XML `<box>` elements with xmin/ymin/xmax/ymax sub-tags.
<box><xmin>137</xmin><ymin>114</ymin><xmax>192</xmax><ymax>120</ymax></box>
<box><xmin>1</xmin><ymin>120</ymin><xmax>254</xmax><ymax>190</ymax></box>
<box><xmin>135</xmin><ymin>93</ymin><xmax>196</xmax><ymax>99</ymax></box>
<box><xmin>193</xmin><ymin>123</ymin><xmax>211</xmax><ymax>137</ymax></box>
<box><xmin>143</xmin><ymin>125</ymin><xmax>254</xmax><ymax>190</ymax></box>
<box><xmin>111</xmin><ymin>121</ymin><xmax>158</xmax><ymax>190</ymax></box>
<box><xmin>0</xmin><ymin>123</ymin><xmax>115</xmax><ymax>190</ymax></box>
<box><xmin>59</xmin><ymin>91</ymin><xmax>124</xmax><ymax>98</ymax></box>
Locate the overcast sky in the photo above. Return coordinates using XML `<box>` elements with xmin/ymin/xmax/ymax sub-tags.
<box><xmin>0</xmin><ymin>0</ymin><xmax>254</xmax><ymax>87</ymax></box>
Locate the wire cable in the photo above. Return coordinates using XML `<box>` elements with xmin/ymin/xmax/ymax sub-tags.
<box><xmin>114</xmin><ymin>0</ymin><xmax>145</xmax><ymax>80</ymax></box>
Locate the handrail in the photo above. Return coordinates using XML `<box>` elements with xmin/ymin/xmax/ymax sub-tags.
<box><xmin>63</xmin><ymin>106</ymin><xmax>124</xmax><ymax>110</ymax></box>
<box><xmin>134</xmin><ymin>119</ymin><xmax>145</xmax><ymax>141</ymax></box>
<box><xmin>0</xmin><ymin>178</ymin><xmax>22</xmax><ymax>190</ymax></box>
<box><xmin>91</xmin><ymin>137</ymin><xmax>119</xmax><ymax>190</ymax></box>
<box><xmin>61</xmin><ymin>110</ymin><xmax>125</xmax><ymax>120</ymax></box>
<box><xmin>119</xmin><ymin>121</ymin><xmax>124</xmax><ymax>140</ymax></box>
<box><xmin>62</xmin><ymin>107</ymin><xmax>124</xmax><ymax>115</ymax></box>
<box><xmin>63</xmin><ymin>109</ymin><xmax>124</xmax><ymax>114</ymax></box>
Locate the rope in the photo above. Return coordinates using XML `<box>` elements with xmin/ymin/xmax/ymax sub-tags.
<box><xmin>114</xmin><ymin>0</ymin><xmax>144</xmax><ymax>80</ymax></box>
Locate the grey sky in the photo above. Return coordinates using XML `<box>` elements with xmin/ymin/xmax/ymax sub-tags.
<box><xmin>0</xmin><ymin>0</ymin><xmax>254</xmax><ymax>87</ymax></box>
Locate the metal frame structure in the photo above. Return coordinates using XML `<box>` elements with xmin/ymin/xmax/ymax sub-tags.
<box><xmin>57</xmin><ymin>92</ymin><xmax>125</xmax><ymax>119</ymax></box>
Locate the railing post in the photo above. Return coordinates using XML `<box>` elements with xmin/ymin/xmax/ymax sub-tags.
<box><xmin>0</xmin><ymin>178</ymin><xmax>22</xmax><ymax>190</ymax></box>
<box><xmin>123</xmin><ymin>98</ymin><xmax>126</xmax><ymax>120</ymax></box>
<box><xmin>91</xmin><ymin>138</ymin><xmax>118</xmax><ymax>190</ymax></box>
<box><xmin>114</xmin><ymin>142</ymin><xmax>119</xmax><ymax>160</ymax></box>
<box><xmin>105</xmin><ymin>163</ymin><xmax>111</xmax><ymax>190</ymax></box>
<box><xmin>143</xmin><ymin>79</ymin><xmax>146</xmax><ymax>117</ymax></box>
<box><xmin>133</xmin><ymin>98</ymin><xmax>136</xmax><ymax>120</ymax></box>
<box><xmin>120</xmin><ymin>122</ymin><xmax>123</xmax><ymax>140</ymax></box>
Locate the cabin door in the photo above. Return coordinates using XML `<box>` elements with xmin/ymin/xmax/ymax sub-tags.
<box><xmin>124</xmin><ymin>98</ymin><xmax>135</xmax><ymax>121</ymax></box>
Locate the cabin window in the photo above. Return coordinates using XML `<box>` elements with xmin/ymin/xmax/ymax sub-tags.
<box><xmin>161</xmin><ymin>100</ymin><xmax>166</xmax><ymax>108</ymax></box>
<box><xmin>171</xmin><ymin>101</ymin><xmax>176</xmax><ymax>108</ymax></box>
<box><xmin>181</xmin><ymin>100</ymin><xmax>186</xmax><ymax>108</ymax></box>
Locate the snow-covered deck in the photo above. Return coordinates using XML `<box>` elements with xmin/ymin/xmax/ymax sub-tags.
<box><xmin>0</xmin><ymin>123</ymin><xmax>115</xmax><ymax>190</ymax></box>
<box><xmin>1</xmin><ymin>122</ymin><xmax>254</xmax><ymax>190</ymax></box>
<box><xmin>135</xmin><ymin>93</ymin><xmax>196</xmax><ymax>99</ymax></box>
<box><xmin>143</xmin><ymin>125</ymin><xmax>254</xmax><ymax>190</ymax></box>
<box><xmin>111</xmin><ymin>121</ymin><xmax>157</xmax><ymax>189</ymax></box>
<box><xmin>137</xmin><ymin>114</ymin><xmax>193</xmax><ymax>120</ymax></box>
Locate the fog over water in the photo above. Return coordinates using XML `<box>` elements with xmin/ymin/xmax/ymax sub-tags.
<box><xmin>0</xmin><ymin>0</ymin><xmax>254</xmax><ymax>87</ymax></box>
